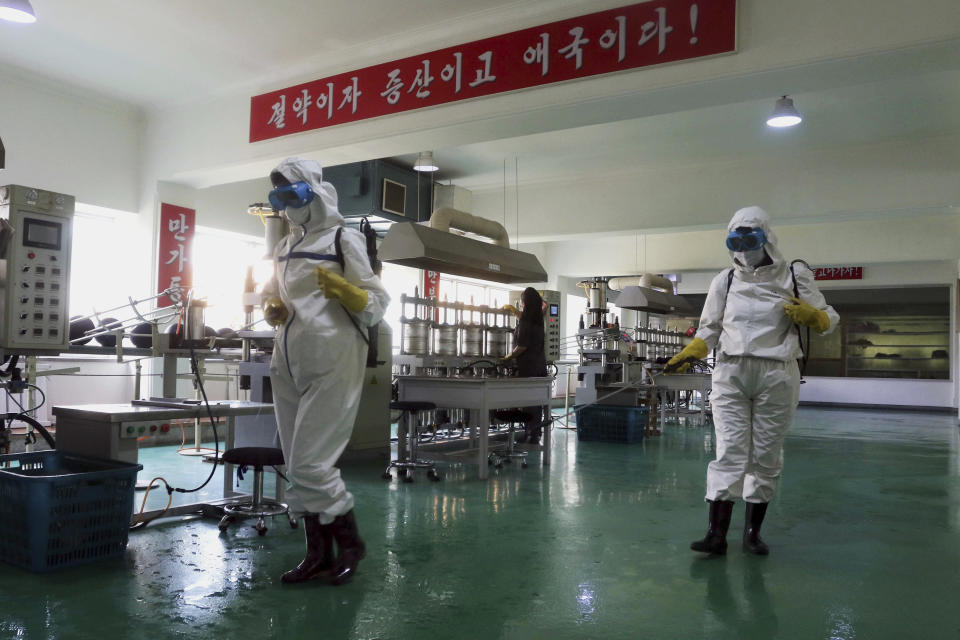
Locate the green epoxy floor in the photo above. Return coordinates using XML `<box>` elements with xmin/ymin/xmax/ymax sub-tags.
<box><xmin>2</xmin><ymin>407</ymin><xmax>960</xmax><ymax>639</ymax></box>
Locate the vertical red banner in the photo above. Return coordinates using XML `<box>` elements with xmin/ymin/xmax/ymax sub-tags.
<box><xmin>158</xmin><ymin>203</ymin><xmax>195</xmax><ymax>307</ymax></box>
<box><xmin>423</xmin><ymin>270</ymin><xmax>441</xmax><ymax>321</ymax></box>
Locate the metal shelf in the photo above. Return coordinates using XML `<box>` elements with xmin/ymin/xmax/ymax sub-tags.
<box><xmin>847</xmin><ymin>344</ymin><xmax>947</xmax><ymax>348</ymax></box>
<box><xmin>847</xmin><ymin>356</ymin><xmax>948</xmax><ymax>362</ymax></box>
<box><xmin>847</xmin><ymin>331</ymin><xmax>947</xmax><ymax>336</ymax></box>
<box><xmin>847</xmin><ymin>368</ymin><xmax>949</xmax><ymax>376</ymax></box>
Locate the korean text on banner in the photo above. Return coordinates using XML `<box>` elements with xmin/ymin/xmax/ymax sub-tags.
<box><xmin>250</xmin><ymin>0</ymin><xmax>736</xmax><ymax>142</ymax></box>
<box><xmin>423</xmin><ymin>270</ymin><xmax>441</xmax><ymax>321</ymax></box>
<box><xmin>158</xmin><ymin>203</ymin><xmax>195</xmax><ymax>307</ymax></box>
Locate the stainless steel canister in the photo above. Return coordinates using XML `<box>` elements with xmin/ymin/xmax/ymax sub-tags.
<box><xmin>461</xmin><ymin>324</ymin><xmax>484</xmax><ymax>357</ymax></box>
<box><xmin>588</xmin><ymin>287</ymin><xmax>603</xmax><ymax>309</ymax></box>
<box><xmin>433</xmin><ymin>323</ymin><xmax>459</xmax><ymax>356</ymax></box>
<box><xmin>402</xmin><ymin>319</ymin><xmax>431</xmax><ymax>355</ymax></box>
<box><xmin>485</xmin><ymin>326</ymin><xmax>509</xmax><ymax>358</ymax></box>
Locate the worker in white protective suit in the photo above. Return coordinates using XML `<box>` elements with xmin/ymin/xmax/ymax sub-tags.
<box><xmin>261</xmin><ymin>157</ymin><xmax>389</xmax><ymax>585</ymax></box>
<box><xmin>667</xmin><ymin>206</ymin><xmax>838</xmax><ymax>556</ymax></box>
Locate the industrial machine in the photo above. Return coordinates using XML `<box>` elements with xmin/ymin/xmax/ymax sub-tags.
<box><xmin>0</xmin><ymin>185</ymin><xmax>74</xmax><ymax>357</ymax></box>
<box><xmin>395</xmin><ymin>288</ymin><xmax>516</xmax><ymax>375</ymax></box>
<box><xmin>573</xmin><ymin>275</ymin><xmax>700</xmax><ymax>410</ymax></box>
<box><xmin>382</xmin><ymin>208</ymin><xmax>555</xmax><ymax>468</ymax></box>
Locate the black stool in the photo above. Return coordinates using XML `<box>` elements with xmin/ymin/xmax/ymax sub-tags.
<box><xmin>384</xmin><ymin>401</ymin><xmax>441</xmax><ymax>482</ymax></box>
<box><xmin>491</xmin><ymin>409</ymin><xmax>531</xmax><ymax>469</ymax></box>
<box><xmin>218</xmin><ymin>447</ymin><xmax>296</xmax><ymax>535</ymax></box>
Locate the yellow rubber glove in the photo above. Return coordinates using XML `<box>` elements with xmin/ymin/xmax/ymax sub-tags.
<box><xmin>316</xmin><ymin>267</ymin><xmax>369</xmax><ymax>313</ymax></box>
<box><xmin>665</xmin><ymin>337</ymin><xmax>709</xmax><ymax>374</ymax></box>
<box><xmin>783</xmin><ymin>297</ymin><xmax>830</xmax><ymax>332</ymax></box>
<box><xmin>262</xmin><ymin>297</ymin><xmax>289</xmax><ymax>327</ymax></box>
<box><xmin>502</xmin><ymin>304</ymin><xmax>520</xmax><ymax>317</ymax></box>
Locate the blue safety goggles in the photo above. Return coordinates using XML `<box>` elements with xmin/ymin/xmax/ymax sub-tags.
<box><xmin>725</xmin><ymin>227</ymin><xmax>767</xmax><ymax>252</ymax></box>
<box><xmin>268</xmin><ymin>181</ymin><xmax>315</xmax><ymax>211</ymax></box>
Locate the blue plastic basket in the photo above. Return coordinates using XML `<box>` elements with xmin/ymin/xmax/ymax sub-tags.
<box><xmin>575</xmin><ymin>405</ymin><xmax>648</xmax><ymax>444</ymax></box>
<box><xmin>0</xmin><ymin>451</ymin><xmax>141</xmax><ymax>572</ymax></box>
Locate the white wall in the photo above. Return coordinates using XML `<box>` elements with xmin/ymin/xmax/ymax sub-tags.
<box><xmin>194</xmin><ymin>178</ymin><xmax>274</xmax><ymax>238</ymax></box>
<box><xmin>800</xmin><ymin>377</ymin><xmax>954</xmax><ymax>410</ymax></box>
<box><xmin>473</xmin><ymin>134</ymin><xmax>960</xmax><ymax>242</ymax></box>
<box><xmin>32</xmin><ymin>358</ymin><xmax>137</xmax><ymax>425</ymax></box>
<box><xmin>0</xmin><ymin>67</ymin><xmax>144</xmax><ymax>212</ymax></box>
<box><xmin>530</xmin><ymin>213</ymin><xmax>960</xmax><ymax>278</ymax></box>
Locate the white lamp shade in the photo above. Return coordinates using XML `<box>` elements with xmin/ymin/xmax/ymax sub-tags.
<box><xmin>766</xmin><ymin>96</ymin><xmax>802</xmax><ymax>128</ymax></box>
<box><xmin>0</xmin><ymin>0</ymin><xmax>36</xmax><ymax>23</ymax></box>
<box><xmin>413</xmin><ymin>151</ymin><xmax>439</xmax><ymax>172</ymax></box>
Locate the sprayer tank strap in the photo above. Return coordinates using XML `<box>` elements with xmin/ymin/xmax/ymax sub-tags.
<box><xmin>721</xmin><ymin>261</ymin><xmax>808</xmax><ymax>376</ymax></box>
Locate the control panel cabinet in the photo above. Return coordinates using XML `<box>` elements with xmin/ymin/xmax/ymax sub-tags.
<box><xmin>0</xmin><ymin>185</ymin><xmax>74</xmax><ymax>355</ymax></box>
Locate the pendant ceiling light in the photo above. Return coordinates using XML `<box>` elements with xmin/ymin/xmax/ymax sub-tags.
<box><xmin>766</xmin><ymin>95</ymin><xmax>802</xmax><ymax>128</ymax></box>
<box><xmin>413</xmin><ymin>151</ymin><xmax>439</xmax><ymax>172</ymax></box>
<box><xmin>0</xmin><ymin>0</ymin><xmax>37</xmax><ymax>23</ymax></box>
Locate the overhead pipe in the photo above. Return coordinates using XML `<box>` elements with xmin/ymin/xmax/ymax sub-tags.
<box><xmin>428</xmin><ymin>207</ymin><xmax>510</xmax><ymax>248</ymax></box>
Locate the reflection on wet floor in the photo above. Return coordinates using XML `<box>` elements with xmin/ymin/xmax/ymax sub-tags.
<box><xmin>1</xmin><ymin>406</ymin><xmax>958</xmax><ymax>638</ymax></box>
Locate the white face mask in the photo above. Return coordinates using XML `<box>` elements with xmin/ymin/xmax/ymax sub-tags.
<box><xmin>284</xmin><ymin>205</ymin><xmax>310</xmax><ymax>226</ymax></box>
<box><xmin>736</xmin><ymin>247</ymin><xmax>767</xmax><ymax>268</ymax></box>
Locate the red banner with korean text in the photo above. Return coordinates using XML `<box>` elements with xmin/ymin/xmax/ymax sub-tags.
<box><xmin>423</xmin><ymin>270</ymin><xmax>441</xmax><ymax>321</ymax></box>
<box><xmin>813</xmin><ymin>266</ymin><xmax>862</xmax><ymax>281</ymax></box>
<box><xmin>250</xmin><ymin>0</ymin><xmax>737</xmax><ymax>142</ymax></box>
<box><xmin>158</xmin><ymin>203</ymin><xmax>195</xmax><ymax>307</ymax></box>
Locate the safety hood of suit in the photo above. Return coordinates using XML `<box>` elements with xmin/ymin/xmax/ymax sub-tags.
<box><xmin>727</xmin><ymin>206</ymin><xmax>785</xmax><ymax>278</ymax></box>
<box><xmin>695</xmin><ymin>205</ymin><xmax>839</xmax><ymax>362</ymax></box>
<box><xmin>272</xmin><ymin>157</ymin><xmax>346</xmax><ymax>231</ymax></box>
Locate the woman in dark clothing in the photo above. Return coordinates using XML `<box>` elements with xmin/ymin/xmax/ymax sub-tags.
<box><xmin>503</xmin><ymin>287</ymin><xmax>548</xmax><ymax>443</ymax></box>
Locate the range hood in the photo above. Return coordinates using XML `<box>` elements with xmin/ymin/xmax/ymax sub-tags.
<box><xmin>379</xmin><ymin>214</ymin><xmax>547</xmax><ymax>284</ymax></box>
<box><xmin>614</xmin><ymin>285</ymin><xmax>693</xmax><ymax>314</ymax></box>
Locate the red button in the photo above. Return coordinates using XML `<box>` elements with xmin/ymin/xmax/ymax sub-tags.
<box><xmin>150</xmin><ymin>425</ymin><xmax>157</xmax><ymax>432</ymax></box>
<box><xmin>160</xmin><ymin>424</ymin><xmax>170</xmax><ymax>433</ymax></box>
<box><xmin>27</xmin><ymin>253</ymin><xmax>35</xmax><ymax>259</ymax></box>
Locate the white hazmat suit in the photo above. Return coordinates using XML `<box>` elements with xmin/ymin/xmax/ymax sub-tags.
<box><xmin>266</xmin><ymin>158</ymin><xmax>390</xmax><ymax>523</ymax></box>
<box><xmin>696</xmin><ymin>206</ymin><xmax>838</xmax><ymax>504</ymax></box>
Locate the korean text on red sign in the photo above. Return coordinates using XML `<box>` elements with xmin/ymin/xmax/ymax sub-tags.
<box><xmin>250</xmin><ymin>0</ymin><xmax>737</xmax><ymax>142</ymax></box>
<box><xmin>813</xmin><ymin>266</ymin><xmax>863</xmax><ymax>281</ymax></box>
<box><xmin>158</xmin><ymin>203</ymin><xmax>195</xmax><ymax>307</ymax></box>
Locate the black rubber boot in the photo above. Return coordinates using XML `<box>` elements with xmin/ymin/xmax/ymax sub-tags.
<box><xmin>690</xmin><ymin>500</ymin><xmax>735</xmax><ymax>555</ymax></box>
<box><xmin>281</xmin><ymin>515</ymin><xmax>334</xmax><ymax>584</ymax></box>
<box><xmin>329</xmin><ymin>510</ymin><xmax>366</xmax><ymax>586</ymax></box>
<box><xmin>743</xmin><ymin>502</ymin><xmax>770</xmax><ymax>555</ymax></box>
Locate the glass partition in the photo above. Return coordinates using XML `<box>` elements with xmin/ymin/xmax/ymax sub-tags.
<box><xmin>683</xmin><ymin>285</ymin><xmax>951</xmax><ymax>380</ymax></box>
<box><xmin>806</xmin><ymin>286</ymin><xmax>950</xmax><ymax>380</ymax></box>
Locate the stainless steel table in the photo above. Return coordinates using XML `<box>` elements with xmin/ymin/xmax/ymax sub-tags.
<box><xmin>53</xmin><ymin>401</ymin><xmax>276</xmax><ymax>522</ymax></box>
<box><xmin>652</xmin><ymin>373</ymin><xmax>712</xmax><ymax>422</ymax></box>
<box><xmin>397</xmin><ymin>376</ymin><xmax>554</xmax><ymax>480</ymax></box>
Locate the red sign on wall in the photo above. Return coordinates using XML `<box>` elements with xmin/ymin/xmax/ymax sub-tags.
<box><xmin>813</xmin><ymin>266</ymin><xmax>862</xmax><ymax>281</ymax></box>
<box><xmin>158</xmin><ymin>203</ymin><xmax>195</xmax><ymax>307</ymax></box>
<box><xmin>250</xmin><ymin>0</ymin><xmax>737</xmax><ymax>142</ymax></box>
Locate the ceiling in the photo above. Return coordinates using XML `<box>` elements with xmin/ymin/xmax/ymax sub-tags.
<box><xmin>394</xmin><ymin>69</ymin><xmax>960</xmax><ymax>190</ymax></box>
<box><xmin>2</xmin><ymin>1</ymin><xmax>960</xmax><ymax>197</ymax></box>
<box><xmin>0</xmin><ymin>0</ymin><xmax>529</xmax><ymax>108</ymax></box>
